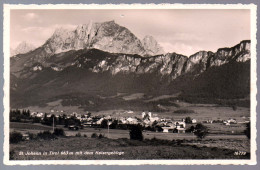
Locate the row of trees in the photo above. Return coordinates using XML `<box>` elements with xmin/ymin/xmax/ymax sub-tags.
<box><xmin>129</xmin><ymin>123</ymin><xmax>209</xmax><ymax>141</ymax></box>
<box><xmin>10</xmin><ymin>109</ymin><xmax>31</xmax><ymax>122</ymax></box>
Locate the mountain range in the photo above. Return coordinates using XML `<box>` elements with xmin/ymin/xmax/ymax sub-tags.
<box><xmin>10</xmin><ymin>41</ymin><xmax>36</xmax><ymax>57</ymax></box>
<box><xmin>10</xmin><ymin>20</ymin><xmax>251</xmax><ymax>110</ymax></box>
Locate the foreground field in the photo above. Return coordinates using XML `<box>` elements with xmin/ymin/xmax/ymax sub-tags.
<box><xmin>10</xmin><ymin>137</ymin><xmax>250</xmax><ymax>160</ymax></box>
<box><xmin>10</xmin><ymin>122</ymin><xmax>249</xmax><ymax>141</ymax></box>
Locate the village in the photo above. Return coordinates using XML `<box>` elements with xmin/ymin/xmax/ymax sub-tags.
<box><xmin>25</xmin><ymin>109</ymin><xmax>250</xmax><ymax>134</ymax></box>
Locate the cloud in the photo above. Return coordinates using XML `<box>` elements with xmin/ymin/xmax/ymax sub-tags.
<box><xmin>16</xmin><ymin>24</ymin><xmax>77</xmax><ymax>48</ymax></box>
<box><xmin>52</xmin><ymin>24</ymin><xmax>77</xmax><ymax>31</ymax></box>
<box><xmin>24</xmin><ymin>13</ymin><xmax>39</xmax><ymax>20</ymax></box>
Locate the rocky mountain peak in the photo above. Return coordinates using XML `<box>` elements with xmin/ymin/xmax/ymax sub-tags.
<box><xmin>40</xmin><ymin>20</ymin><xmax>167</xmax><ymax>57</ymax></box>
<box><xmin>142</xmin><ymin>35</ymin><xmax>164</xmax><ymax>56</ymax></box>
<box><xmin>210</xmin><ymin>40</ymin><xmax>251</xmax><ymax>66</ymax></box>
<box><xmin>10</xmin><ymin>41</ymin><xmax>36</xmax><ymax>57</ymax></box>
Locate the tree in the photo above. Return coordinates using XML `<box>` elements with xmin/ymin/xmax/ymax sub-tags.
<box><xmin>185</xmin><ymin>117</ymin><xmax>192</xmax><ymax>124</ymax></box>
<box><xmin>152</xmin><ymin>120</ymin><xmax>158</xmax><ymax>127</ymax></box>
<box><xmin>194</xmin><ymin>123</ymin><xmax>209</xmax><ymax>139</ymax></box>
<box><xmin>129</xmin><ymin>125</ymin><xmax>143</xmax><ymax>141</ymax></box>
<box><xmin>10</xmin><ymin>131</ymin><xmax>23</xmax><ymax>144</ymax></box>
<box><xmin>101</xmin><ymin>119</ymin><xmax>108</xmax><ymax>128</ymax></box>
<box><xmin>155</xmin><ymin>125</ymin><xmax>163</xmax><ymax>132</ymax></box>
<box><xmin>53</xmin><ymin>128</ymin><xmax>65</xmax><ymax>136</ymax></box>
<box><xmin>186</xmin><ymin>125</ymin><xmax>195</xmax><ymax>133</ymax></box>
<box><xmin>244</xmin><ymin>122</ymin><xmax>250</xmax><ymax>139</ymax></box>
<box><xmin>110</xmin><ymin>120</ymin><xmax>118</xmax><ymax>129</ymax></box>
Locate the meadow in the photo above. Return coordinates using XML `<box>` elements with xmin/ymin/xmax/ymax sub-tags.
<box><xmin>10</xmin><ymin>97</ymin><xmax>250</xmax><ymax>160</ymax></box>
<box><xmin>10</xmin><ymin>136</ymin><xmax>250</xmax><ymax>160</ymax></box>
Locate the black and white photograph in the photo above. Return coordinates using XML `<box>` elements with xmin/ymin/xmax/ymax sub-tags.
<box><xmin>3</xmin><ymin>4</ymin><xmax>257</xmax><ymax>165</ymax></box>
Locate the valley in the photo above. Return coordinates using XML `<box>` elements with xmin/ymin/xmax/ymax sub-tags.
<box><xmin>8</xmin><ymin>20</ymin><xmax>252</xmax><ymax>161</ymax></box>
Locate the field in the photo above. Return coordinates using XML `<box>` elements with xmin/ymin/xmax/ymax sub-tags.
<box><xmin>10</xmin><ymin>136</ymin><xmax>250</xmax><ymax>160</ymax></box>
<box><xmin>10</xmin><ymin>122</ymin><xmax>250</xmax><ymax>155</ymax></box>
<box><xmin>10</xmin><ymin>122</ymin><xmax>248</xmax><ymax>139</ymax></box>
<box><xmin>10</xmin><ymin>99</ymin><xmax>251</xmax><ymax>160</ymax></box>
<box><xmin>24</xmin><ymin>99</ymin><xmax>250</xmax><ymax>121</ymax></box>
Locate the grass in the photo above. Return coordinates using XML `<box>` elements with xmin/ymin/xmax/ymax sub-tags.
<box><xmin>174</xmin><ymin>109</ymin><xmax>195</xmax><ymax>114</ymax></box>
<box><xmin>9</xmin><ymin>137</ymin><xmax>250</xmax><ymax>160</ymax></box>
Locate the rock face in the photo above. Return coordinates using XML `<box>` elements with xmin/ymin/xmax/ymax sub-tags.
<box><xmin>10</xmin><ymin>40</ymin><xmax>251</xmax><ymax>108</ymax></box>
<box><xmin>42</xmin><ymin>20</ymin><xmax>164</xmax><ymax>56</ymax></box>
<box><xmin>88</xmin><ymin>40</ymin><xmax>250</xmax><ymax>79</ymax></box>
<box><xmin>91</xmin><ymin>53</ymin><xmax>187</xmax><ymax>79</ymax></box>
<box><xmin>11</xmin><ymin>40</ymin><xmax>251</xmax><ymax>81</ymax></box>
<box><xmin>210</xmin><ymin>40</ymin><xmax>251</xmax><ymax>66</ymax></box>
<box><xmin>142</xmin><ymin>35</ymin><xmax>164</xmax><ymax>56</ymax></box>
<box><xmin>10</xmin><ymin>41</ymin><xmax>35</xmax><ymax>57</ymax></box>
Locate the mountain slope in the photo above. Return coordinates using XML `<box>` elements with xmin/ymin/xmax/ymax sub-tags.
<box><xmin>9</xmin><ymin>21</ymin><xmax>251</xmax><ymax>109</ymax></box>
<box><xmin>10</xmin><ymin>41</ymin><xmax>36</xmax><ymax>57</ymax></box>
<box><xmin>10</xmin><ymin>40</ymin><xmax>251</xmax><ymax>109</ymax></box>
<box><xmin>39</xmin><ymin>20</ymin><xmax>165</xmax><ymax>57</ymax></box>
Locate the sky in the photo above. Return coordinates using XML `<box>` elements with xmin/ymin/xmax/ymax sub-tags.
<box><xmin>10</xmin><ymin>9</ymin><xmax>250</xmax><ymax>56</ymax></box>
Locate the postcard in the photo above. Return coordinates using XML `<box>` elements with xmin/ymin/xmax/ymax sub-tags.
<box><xmin>3</xmin><ymin>3</ymin><xmax>257</xmax><ymax>165</ymax></box>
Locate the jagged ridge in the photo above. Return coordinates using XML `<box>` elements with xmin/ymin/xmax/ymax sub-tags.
<box><xmin>41</xmin><ymin>20</ymin><xmax>164</xmax><ymax>57</ymax></box>
<box><xmin>10</xmin><ymin>40</ymin><xmax>250</xmax><ymax>81</ymax></box>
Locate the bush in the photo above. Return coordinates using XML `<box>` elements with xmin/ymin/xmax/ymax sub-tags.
<box><xmin>155</xmin><ymin>125</ymin><xmax>163</xmax><ymax>132</ymax></box>
<box><xmin>75</xmin><ymin>132</ymin><xmax>81</xmax><ymax>137</ymax></box>
<box><xmin>10</xmin><ymin>150</ymin><xmax>15</xmax><ymax>160</ymax></box>
<box><xmin>37</xmin><ymin>131</ymin><xmax>56</xmax><ymax>140</ymax></box>
<box><xmin>10</xmin><ymin>131</ymin><xmax>23</xmax><ymax>144</ymax></box>
<box><xmin>129</xmin><ymin>125</ymin><xmax>143</xmax><ymax>141</ymax></box>
<box><xmin>27</xmin><ymin>132</ymin><xmax>36</xmax><ymax>140</ymax></box>
<box><xmin>186</xmin><ymin>126</ymin><xmax>195</xmax><ymax>133</ymax></box>
<box><xmin>91</xmin><ymin>133</ymin><xmax>98</xmax><ymax>138</ymax></box>
<box><xmin>244</xmin><ymin>122</ymin><xmax>250</xmax><ymax>139</ymax></box>
<box><xmin>53</xmin><ymin>128</ymin><xmax>65</xmax><ymax>136</ymax></box>
<box><xmin>110</xmin><ymin>120</ymin><xmax>118</xmax><ymax>129</ymax></box>
<box><xmin>194</xmin><ymin>123</ymin><xmax>209</xmax><ymax>139</ymax></box>
<box><xmin>185</xmin><ymin>117</ymin><xmax>192</xmax><ymax>124</ymax></box>
<box><xmin>98</xmin><ymin>134</ymin><xmax>104</xmax><ymax>139</ymax></box>
<box><xmin>100</xmin><ymin>119</ymin><xmax>108</xmax><ymax>128</ymax></box>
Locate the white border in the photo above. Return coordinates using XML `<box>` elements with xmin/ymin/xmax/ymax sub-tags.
<box><xmin>3</xmin><ymin>3</ymin><xmax>257</xmax><ymax>165</ymax></box>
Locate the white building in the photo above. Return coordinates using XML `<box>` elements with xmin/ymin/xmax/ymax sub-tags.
<box><xmin>192</xmin><ymin>119</ymin><xmax>197</xmax><ymax>124</ymax></box>
<box><xmin>141</xmin><ymin>112</ymin><xmax>146</xmax><ymax>119</ymax></box>
<box><xmin>127</xmin><ymin>117</ymin><xmax>138</xmax><ymax>124</ymax></box>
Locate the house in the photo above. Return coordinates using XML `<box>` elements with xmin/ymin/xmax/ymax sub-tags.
<box><xmin>162</xmin><ymin>126</ymin><xmax>174</xmax><ymax>133</ymax></box>
<box><xmin>127</xmin><ymin>117</ymin><xmax>138</xmax><ymax>124</ymax></box>
<box><xmin>36</xmin><ymin>113</ymin><xmax>44</xmax><ymax>118</ymax></box>
<box><xmin>22</xmin><ymin>134</ymin><xmax>30</xmax><ymax>141</ymax></box>
<box><xmin>30</xmin><ymin>112</ymin><xmax>37</xmax><ymax>117</ymax></box>
<box><xmin>96</xmin><ymin>118</ymin><xmax>104</xmax><ymax>125</ymax></box>
<box><xmin>141</xmin><ymin>112</ymin><xmax>146</xmax><ymax>119</ymax></box>
<box><xmin>82</xmin><ymin>122</ymin><xmax>91</xmax><ymax>127</ymax></box>
<box><xmin>192</xmin><ymin>119</ymin><xmax>197</xmax><ymax>124</ymax></box>
<box><xmin>174</xmin><ymin>121</ymin><xmax>186</xmax><ymax>133</ymax></box>
<box><xmin>228</xmin><ymin>118</ymin><xmax>237</xmax><ymax>124</ymax></box>
<box><xmin>224</xmin><ymin>118</ymin><xmax>237</xmax><ymax>125</ymax></box>
<box><xmin>126</xmin><ymin>110</ymin><xmax>134</xmax><ymax>114</ymax></box>
<box><xmin>150</xmin><ymin>117</ymin><xmax>160</xmax><ymax>123</ymax></box>
<box><xmin>174</xmin><ymin>121</ymin><xmax>186</xmax><ymax>128</ymax></box>
<box><xmin>119</xmin><ymin>117</ymin><xmax>127</xmax><ymax>124</ymax></box>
